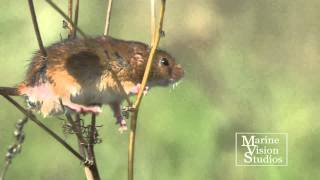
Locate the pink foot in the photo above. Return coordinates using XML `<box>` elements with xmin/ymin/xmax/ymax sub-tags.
<box><xmin>110</xmin><ymin>102</ymin><xmax>128</xmax><ymax>133</ymax></box>
<box><xmin>64</xmin><ymin>102</ymin><xmax>102</xmax><ymax>114</ymax></box>
<box><xmin>118</xmin><ymin>119</ymin><xmax>128</xmax><ymax>133</ymax></box>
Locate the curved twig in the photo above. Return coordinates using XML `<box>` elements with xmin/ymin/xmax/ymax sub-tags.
<box><xmin>45</xmin><ymin>0</ymin><xmax>87</xmax><ymax>38</ymax></box>
<box><xmin>128</xmin><ymin>1</ymin><xmax>167</xmax><ymax>180</ymax></box>
<box><xmin>28</xmin><ymin>0</ymin><xmax>47</xmax><ymax>57</ymax></box>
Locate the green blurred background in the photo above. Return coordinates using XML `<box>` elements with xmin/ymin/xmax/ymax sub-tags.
<box><xmin>1</xmin><ymin>0</ymin><xmax>320</xmax><ymax>179</ymax></box>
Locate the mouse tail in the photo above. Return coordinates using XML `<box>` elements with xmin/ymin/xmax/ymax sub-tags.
<box><xmin>0</xmin><ymin>87</ymin><xmax>21</xmax><ymax>96</ymax></box>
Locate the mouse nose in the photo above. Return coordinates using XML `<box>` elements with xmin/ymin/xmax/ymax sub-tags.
<box><xmin>171</xmin><ymin>64</ymin><xmax>184</xmax><ymax>81</ymax></box>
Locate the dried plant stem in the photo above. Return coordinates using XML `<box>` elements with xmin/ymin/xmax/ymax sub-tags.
<box><xmin>0</xmin><ymin>116</ymin><xmax>28</xmax><ymax>180</ymax></box>
<box><xmin>71</xmin><ymin>114</ymin><xmax>100</xmax><ymax>180</ymax></box>
<box><xmin>2</xmin><ymin>95</ymin><xmax>101</xmax><ymax>179</ymax></box>
<box><xmin>67</xmin><ymin>0</ymin><xmax>73</xmax><ymax>37</ymax></box>
<box><xmin>84</xmin><ymin>167</ymin><xmax>95</xmax><ymax>180</ymax></box>
<box><xmin>150</xmin><ymin>0</ymin><xmax>155</xmax><ymax>44</ymax></box>
<box><xmin>65</xmin><ymin>113</ymin><xmax>87</xmax><ymax>145</ymax></box>
<box><xmin>73</xmin><ymin>0</ymin><xmax>80</xmax><ymax>38</ymax></box>
<box><xmin>128</xmin><ymin>1</ymin><xmax>166</xmax><ymax>180</ymax></box>
<box><xmin>85</xmin><ymin>114</ymin><xmax>101</xmax><ymax>180</ymax></box>
<box><xmin>127</xmin><ymin>111</ymin><xmax>138</xmax><ymax>180</ymax></box>
<box><xmin>75</xmin><ymin>114</ymin><xmax>86</xmax><ymax>158</ymax></box>
<box><xmin>0</xmin><ymin>161</ymin><xmax>9</xmax><ymax>180</ymax></box>
<box><xmin>1</xmin><ymin>95</ymin><xmax>86</xmax><ymax>162</ymax></box>
<box><xmin>104</xmin><ymin>0</ymin><xmax>113</xmax><ymax>36</ymax></box>
<box><xmin>102</xmin><ymin>0</ymin><xmax>132</xmax><ymax>105</ymax></box>
<box><xmin>63</xmin><ymin>111</ymin><xmax>100</xmax><ymax>180</ymax></box>
<box><xmin>45</xmin><ymin>0</ymin><xmax>87</xmax><ymax>38</ymax></box>
<box><xmin>28</xmin><ymin>0</ymin><xmax>47</xmax><ymax>57</ymax></box>
<box><xmin>133</xmin><ymin>0</ymin><xmax>166</xmax><ymax>108</ymax></box>
<box><xmin>68</xmin><ymin>0</ymin><xmax>73</xmax><ymax>20</ymax></box>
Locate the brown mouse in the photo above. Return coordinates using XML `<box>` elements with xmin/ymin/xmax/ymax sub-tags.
<box><xmin>0</xmin><ymin>36</ymin><xmax>184</xmax><ymax>131</ymax></box>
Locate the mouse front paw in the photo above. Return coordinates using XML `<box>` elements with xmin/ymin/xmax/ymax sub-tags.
<box><xmin>129</xmin><ymin>84</ymin><xmax>150</xmax><ymax>96</ymax></box>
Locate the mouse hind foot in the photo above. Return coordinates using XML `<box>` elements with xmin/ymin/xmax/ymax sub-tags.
<box><xmin>63</xmin><ymin>101</ymin><xmax>102</xmax><ymax>114</ymax></box>
<box><xmin>110</xmin><ymin>102</ymin><xmax>128</xmax><ymax>133</ymax></box>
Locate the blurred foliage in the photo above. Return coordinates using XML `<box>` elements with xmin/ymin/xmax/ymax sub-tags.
<box><xmin>0</xmin><ymin>0</ymin><xmax>320</xmax><ymax>179</ymax></box>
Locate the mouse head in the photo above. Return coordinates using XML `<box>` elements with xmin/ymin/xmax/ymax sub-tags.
<box><xmin>108</xmin><ymin>39</ymin><xmax>184</xmax><ymax>87</ymax></box>
<box><xmin>147</xmin><ymin>49</ymin><xmax>184</xmax><ymax>87</ymax></box>
<box><xmin>127</xmin><ymin>45</ymin><xmax>183</xmax><ymax>87</ymax></box>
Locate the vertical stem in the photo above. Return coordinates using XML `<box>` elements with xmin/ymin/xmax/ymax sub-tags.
<box><xmin>84</xmin><ymin>167</ymin><xmax>95</xmax><ymax>180</ymax></box>
<box><xmin>75</xmin><ymin>114</ymin><xmax>86</xmax><ymax>158</ymax></box>
<box><xmin>65</xmin><ymin>113</ymin><xmax>87</xmax><ymax>146</ymax></box>
<box><xmin>68</xmin><ymin>0</ymin><xmax>73</xmax><ymax>19</ymax></box>
<box><xmin>0</xmin><ymin>161</ymin><xmax>10</xmax><ymax>180</ymax></box>
<box><xmin>73</xmin><ymin>0</ymin><xmax>80</xmax><ymax>38</ymax></box>
<box><xmin>104</xmin><ymin>0</ymin><xmax>113</xmax><ymax>36</ymax></box>
<box><xmin>133</xmin><ymin>0</ymin><xmax>166</xmax><ymax>109</ymax></box>
<box><xmin>85</xmin><ymin>114</ymin><xmax>101</xmax><ymax>180</ymax></box>
<box><xmin>0</xmin><ymin>116</ymin><xmax>28</xmax><ymax>180</ymax></box>
<box><xmin>150</xmin><ymin>0</ymin><xmax>155</xmax><ymax>44</ymax></box>
<box><xmin>67</xmin><ymin>113</ymin><xmax>100</xmax><ymax>180</ymax></box>
<box><xmin>45</xmin><ymin>0</ymin><xmax>87</xmax><ymax>38</ymax></box>
<box><xmin>128</xmin><ymin>1</ymin><xmax>166</xmax><ymax>180</ymax></box>
<box><xmin>67</xmin><ymin>0</ymin><xmax>73</xmax><ymax>37</ymax></box>
<box><xmin>87</xmin><ymin>114</ymin><xmax>95</xmax><ymax>162</ymax></box>
<box><xmin>28</xmin><ymin>0</ymin><xmax>47</xmax><ymax>57</ymax></box>
<box><xmin>128</xmin><ymin>112</ymin><xmax>138</xmax><ymax>180</ymax></box>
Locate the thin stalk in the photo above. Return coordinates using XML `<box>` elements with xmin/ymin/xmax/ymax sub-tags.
<box><xmin>104</xmin><ymin>0</ymin><xmax>113</xmax><ymax>36</ymax></box>
<box><xmin>75</xmin><ymin>114</ymin><xmax>86</xmax><ymax>158</ymax></box>
<box><xmin>0</xmin><ymin>161</ymin><xmax>9</xmax><ymax>180</ymax></box>
<box><xmin>73</xmin><ymin>114</ymin><xmax>96</xmax><ymax>180</ymax></box>
<box><xmin>73</xmin><ymin>0</ymin><xmax>80</xmax><ymax>38</ymax></box>
<box><xmin>1</xmin><ymin>95</ymin><xmax>85</xmax><ymax>163</ymax></box>
<box><xmin>150</xmin><ymin>0</ymin><xmax>155</xmax><ymax>44</ymax></box>
<box><xmin>0</xmin><ymin>116</ymin><xmax>28</xmax><ymax>180</ymax></box>
<box><xmin>85</xmin><ymin>114</ymin><xmax>101</xmax><ymax>180</ymax></box>
<box><xmin>45</xmin><ymin>0</ymin><xmax>87</xmax><ymax>38</ymax></box>
<box><xmin>134</xmin><ymin>0</ymin><xmax>166</xmax><ymax>109</ymax></box>
<box><xmin>128</xmin><ymin>1</ymin><xmax>166</xmax><ymax>180</ymax></box>
<box><xmin>127</xmin><ymin>112</ymin><xmax>138</xmax><ymax>180</ymax></box>
<box><xmin>65</xmin><ymin>112</ymin><xmax>87</xmax><ymax>146</ymax></box>
<box><xmin>67</xmin><ymin>0</ymin><xmax>73</xmax><ymax>37</ymax></box>
<box><xmin>27</xmin><ymin>0</ymin><xmax>47</xmax><ymax>57</ymax></box>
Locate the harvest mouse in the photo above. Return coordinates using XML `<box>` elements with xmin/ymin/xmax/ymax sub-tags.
<box><xmin>0</xmin><ymin>36</ymin><xmax>184</xmax><ymax>131</ymax></box>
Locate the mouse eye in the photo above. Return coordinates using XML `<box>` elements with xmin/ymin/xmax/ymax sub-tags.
<box><xmin>160</xmin><ymin>57</ymin><xmax>169</xmax><ymax>66</ymax></box>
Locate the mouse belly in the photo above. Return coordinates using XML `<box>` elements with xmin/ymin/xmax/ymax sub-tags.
<box><xmin>71</xmin><ymin>87</ymin><xmax>120</xmax><ymax>104</ymax></box>
<box><xmin>20</xmin><ymin>83</ymin><xmax>64</xmax><ymax>116</ymax></box>
<box><xmin>19</xmin><ymin>82</ymin><xmax>122</xmax><ymax>116</ymax></box>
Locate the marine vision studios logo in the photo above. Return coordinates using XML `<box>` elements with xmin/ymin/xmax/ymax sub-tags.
<box><xmin>235</xmin><ymin>133</ymin><xmax>288</xmax><ymax>166</ymax></box>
